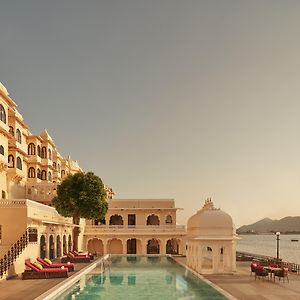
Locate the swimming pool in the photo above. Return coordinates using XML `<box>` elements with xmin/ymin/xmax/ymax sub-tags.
<box><xmin>55</xmin><ymin>256</ymin><xmax>228</xmax><ymax>300</ymax></box>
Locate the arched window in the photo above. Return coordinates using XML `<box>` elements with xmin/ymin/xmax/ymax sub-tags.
<box><xmin>37</xmin><ymin>145</ymin><xmax>41</xmax><ymax>157</ymax></box>
<box><xmin>61</xmin><ymin>170</ymin><xmax>65</xmax><ymax>177</ymax></box>
<box><xmin>28</xmin><ymin>143</ymin><xmax>36</xmax><ymax>155</ymax></box>
<box><xmin>53</xmin><ymin>162</ymin><xmax>56</xmax><ymax>169</ymax></box>
<box><xmin>28</xmin><ymin>167</ymin><xmax>35</xmax><ymax>178</ymax></box>
<box><xmin>48</xmin><ymin>171</ymin><xmax>52</xmax><ymax>181</ymax></box>
<box><xmin>8</xmin><ymin>155</ymin><xmax>14</xmax><ymax>168</ymax></box>
<box><xmin>16</xmin><ymin>157</ymin><xmax>22</xmax><ymax>170</ymax></box>
<box><xmin>37</xmin><ymin>168</ymin><xmax>41</xmax><ymax>179</ymax></box>
<box><xmin>9</xmin><ymin>126</ymin><xmax>14</xmax><ymax>136</ymax></box>
<box><xmin>165</xmin><ymin>215</ymin><xmax>173</xmax><ymax>225</ymax></box>
<box><xmin>109</xmin><ymin>214</ymin><xmax>124</xmax><ymax>225</ymax></box>
<box><xmin>16</xmin><ymin>129</ymin><xmax>21</xmax><ymax>143</ymax></box>
<box><xmin>0</xmin><ymin>145</ymin><xmax>4</xmax><ymax>155</ymax></box>
<box><xmin>41</xmin><ymin>170</ymin><xmax>46</xmax><ymax>180</ymax></box>
<box><xmin>41</xmin><ymin>147</ymin><xmax>47</xmax><ymax>158</ymax></box>
<box><xmin>48</xmin><ymin>149</ymin><xmax>52</xmax><ymax>160</ymax></box>
<box><xmin>0</xmin><ymin>104</ymin><xmax>6</xmax><ymax>124</ymax></box>
<box><xmin>147</xmin><ymin>214</ymin><xmax>160</xmax><ymax>225</ymax></box>
<box><xmin>57</xmin><ymin>164</ymin><xmax>61</xmax><ymax>172</ymax></box>
<box><xmin>1</xmin><ymin>190</ymin><xmax>6</xmax><ymax>199</ymax></box>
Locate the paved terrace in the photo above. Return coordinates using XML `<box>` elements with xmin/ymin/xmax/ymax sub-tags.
<box><xmin>0</xmin><ymin>258</ymin><xmax>300</xmax><ymax>300</ymax></box>
<box><xmin>175</xmin><ymin>257</ymin><xmax>300</xmax><ymax>300</ymax></box>
<box><xmin>0</xmin><ymin>260</ymin><xmax>91</xmax><ymax>300</ymax></box>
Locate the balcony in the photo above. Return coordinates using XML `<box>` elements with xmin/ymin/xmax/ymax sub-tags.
<box><xmin>84</xmin><ymin>224</ymin><xmax>186</xmax><ymax>236</ymax></box>
<box><xmin>7</xmin><ymin>167</ymin><xmax>24</xmax><ymax>182</ymax></box>
<box><xmin>27</xmin><ymin>155</ymin><xmax>42</xmax><ymax>164</ymax></box>
<box><xmin>0</xmin><ymin>199</ymin><xmax>72</xmax><ymax>226</ymax></box>
<box><xmin>0</xmin><ymin>155</ymin><xmax>7</xmax><ymax>172</ymax></box>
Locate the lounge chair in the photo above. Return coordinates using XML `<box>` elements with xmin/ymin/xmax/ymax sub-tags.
<box><xmin>274</xmin><ymin>268</ymin><xmax>289</xmax><ymax>283</ymax></box>
<box><xmin>22</xmin><ymin>261</ymin><xmax>68</xmax><ymax>280</ymax></box>
<box><xmin>72</xmin><ymin>250</ymin><xmax>94</xmax><ymax>260</ymax></box>
<box><xmin>37</xmin><ymin>257</ymin><xmax>75</xmax><ymax>272</ymax></box>
<box><xmin>254</xmin><ymin>265</ymin><xmax>269</xmax><ymax>280</ymax></box>
<box><xmin>250</xmin><ymin>263</ymin><xmax>258</xmax><ymax>276</ymax></box>
<box><xmin>61</xmin><ymin>252</ymin><xmax>91</xmax><ymax>263</ymax></box>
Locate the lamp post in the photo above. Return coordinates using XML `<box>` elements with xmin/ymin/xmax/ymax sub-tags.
<box><xmin>276</xmin><ymin>232</ymin><xmax>280</xmax><ymax>262</ymax></box>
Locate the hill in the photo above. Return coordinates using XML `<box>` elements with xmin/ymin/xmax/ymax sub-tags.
<box><xmin>237</xmin><ymin>216</ymin><xmax>300</xmax><ymax>234</ymax></box>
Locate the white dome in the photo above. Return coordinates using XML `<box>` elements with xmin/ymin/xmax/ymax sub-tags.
<box><xmin>187</xmin><ymin>199</ymin><xmax>235</xmax><ymax>239</ymax></box>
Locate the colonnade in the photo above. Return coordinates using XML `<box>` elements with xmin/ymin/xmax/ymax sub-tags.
<box><xmin>85</xmin><ymin>237</ymin><xmax>184</xmax><ymax>256</ymax></box>
<box><xmin>186</xmin><ymin>240</ymin><xmax>236</xmax><ymax>274</ymax></box>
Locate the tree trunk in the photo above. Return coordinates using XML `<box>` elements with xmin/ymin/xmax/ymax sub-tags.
<box><xmin>73</xmin><ymin>214</ymin><xmax>80</xmax><ymax>251</ymax></box>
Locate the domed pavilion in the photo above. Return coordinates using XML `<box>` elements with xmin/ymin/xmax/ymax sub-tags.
<box><xmin>186</xmin><ymin>198</ymin><xmax>237</xmax><ymax>274</ymax></box>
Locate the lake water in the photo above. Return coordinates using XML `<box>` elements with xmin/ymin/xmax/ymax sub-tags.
<box><xmin>237</xmin><ymin>234</ymin><xmax>300</xmax><ymax>264</ymax></box>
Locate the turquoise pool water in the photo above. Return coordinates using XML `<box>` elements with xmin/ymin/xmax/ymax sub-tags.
<box><xmin>57</xmin><ymin>256</ymin><xmax>227</xmax><ymax>300</ymax></box>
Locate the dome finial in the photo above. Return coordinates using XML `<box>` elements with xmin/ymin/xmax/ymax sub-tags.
<box><xmin>203</xmin><ymin>197</ymin><xmax>215</xmax><ymax>210</ymax></box>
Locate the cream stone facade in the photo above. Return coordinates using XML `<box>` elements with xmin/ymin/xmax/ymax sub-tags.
<box><xmin>186</xmin><ymin>199</ymin><xmax>237</xmax><ymax>274</ymax></box>
<box><xmin>0</xmin><ymin>82</ymin><xmax>83</xmax><ymax>280</ymax></box>
<box><xmin>84</xmin><ymin>199</ymin><xmax>186</xmax><ymax>256</ymax></box>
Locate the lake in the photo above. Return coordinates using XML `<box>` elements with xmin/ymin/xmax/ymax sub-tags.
<box><xmin>237</xmin><ymin>234</ymin><xmax>300</xmax><ymax>264</ymax></box>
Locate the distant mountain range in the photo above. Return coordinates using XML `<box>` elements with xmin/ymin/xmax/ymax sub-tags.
<box><xmin>237</xmin><ymin>216</ymin><xmax>300</xmax><ymax>234</ymax></box>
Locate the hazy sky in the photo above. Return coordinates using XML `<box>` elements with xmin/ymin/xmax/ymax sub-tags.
<box><xmin>1</xmin><ymin>0</ymin><xmax>300</xmax><ymax>227</ymax></box>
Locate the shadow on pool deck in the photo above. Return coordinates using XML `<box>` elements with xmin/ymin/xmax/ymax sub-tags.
<box><xmin>0</xmin><ymin>261</ymin><xmax>91</xmax><ymax>300</ymax></box>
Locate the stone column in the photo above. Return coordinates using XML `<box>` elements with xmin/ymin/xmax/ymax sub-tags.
<box><xmin>123</xmin><ymin>239</ymin><xmax>127</xmax><ymax>254</ymax></box>
<box><xmin>103</xmin><ymin>239</ymin><xmax>108</xmax><ymax>255</ymax></box>
<box><xmin>212</xmin><ymin>245</ymin><xmax>219</xmax><ymax>273</ymax></box>
<box><xmin>160</xmin><ymin>238</ymin><xmax>166</xmax><ymax>255</ymax></box>
<box><xmin>141</xmin><ymin>238</ymin><xmax>147</xmax><ymax>255</ymax></box>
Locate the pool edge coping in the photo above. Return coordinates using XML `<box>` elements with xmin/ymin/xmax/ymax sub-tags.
<box><xmin>34</xmin><ymin>255</ymin><xmax>109</xmax><ymax>300</ymax></box>
<box><xmin>35</xmin><ymin>254</ymin><xmax>238</xmax><ymax>300</ymax></box>
<box><xmin>170</xmin><ymin>256</ymin><xmax>238</xmax><ymax>300</ymax></box>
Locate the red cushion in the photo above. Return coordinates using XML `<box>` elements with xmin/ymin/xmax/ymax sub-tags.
<box><xmin>39</xmin><ymin>268</ymin><xmax>67</xmax><ymax>273</ymax></box>
<box><xmin>49</xmin><ymin>263</ymin><xmax>74</xmax><ymax>268</ymax></box>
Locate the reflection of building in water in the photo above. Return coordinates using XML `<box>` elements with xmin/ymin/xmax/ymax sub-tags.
<box><xmin>186</xmin><ymin>198</ymin><xmax>237</xmax><ymax>274</ymax></box>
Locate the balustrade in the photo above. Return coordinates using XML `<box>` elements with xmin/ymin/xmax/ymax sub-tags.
<box><xmin>0</xmin><ymin>230</ymin><xmax>29</xmax><ymax>278</ymax></box>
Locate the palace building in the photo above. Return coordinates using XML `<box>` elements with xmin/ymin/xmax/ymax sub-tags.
<box><xmin>0</xmin><ymin>81</ymin><xmax>236</xmax><ymax>280</ymax></box>
<box><xmin>0</xmin><ymin>82</ymin><xmax>187</xmax><ymax>280</ymax></box>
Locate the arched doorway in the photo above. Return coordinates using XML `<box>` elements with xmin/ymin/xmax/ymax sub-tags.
<box><xmin>87</xmin><ymin>238</ymin><xmax>104</xmax><ymax>256</ymax></box>
<box><xmin>107</xmin><ymin>238</ymin><xmax>123</xmax><ymax>254</ymax></box>
<box><xmin>63</xmin><ymin>235</ymin><xmax>67</xmax><ymax>254</ymax></box>
<box><xmin>109</xmin><ymin>215</ymin><xmax>124</xmax><ymax>225</ymax></box>
<box><xmin>56</xmin><ymin>235</ymin><xmax>61</xmax><ymax>257</ymax></box>
<box><xmin>147</xmin><ymin>214</ymin><xmax>160</xmax><ymax>225</ymax></box>
<box><xmin>202</xmin><ymin>246</ymin><xmax>213</xmax><ymax>270</ymax></box>
<box><xmin>68</xmin><ymin>235</ymin><xmax>72</xmax><ymax>252</ymax></box>
<box><xmin>147</xmin><ymin>239</ymin><xmax>160</xmax><ymax>254</ymax></box>
<box><xmin>166</xmin><ymin>238</ymin><xmax>179</xmax><ymax>254</ymax></box>
<box><xmin>40</xmin><ymin>235</ymin><xmax>46</xmax><ymax>259</ymax></box>
<box><xmin>49</xmin><ymin>235</ymin><xmax>55</xmax><ymax>259</ymax></box>
<box><xmin>127</xmin><ymin>239</ymin><xmax>137</xmax><ymax>254</ymax></box>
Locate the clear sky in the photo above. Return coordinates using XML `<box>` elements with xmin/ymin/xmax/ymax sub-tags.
<box><xmin>1</xmin><ymin>0</ymin><xmax>300</xmax><ymax>227</ymax></box>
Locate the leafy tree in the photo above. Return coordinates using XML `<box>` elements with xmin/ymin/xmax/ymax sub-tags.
<box><xmin>52</xmin><ymin>171</ymin><xmax>108</xmax><ymax>250</ymax></box>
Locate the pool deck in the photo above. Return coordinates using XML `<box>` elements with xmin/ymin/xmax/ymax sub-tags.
<box><xmin>0</xmin><ymin>257</ymin><xmax>300</xmax><ymax>300</ymax></box>
<box><xmin>0</xmin><ymin>261</ymin><xmax>91</xmax><ymax>300</ymax></box>
<box><xmin>174</xmin><ymin>257</ymin><xmax>300</xmax><ymax>300</ymax></box>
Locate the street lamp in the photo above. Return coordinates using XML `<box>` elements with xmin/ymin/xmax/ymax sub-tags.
<box><xmin>276</xmin><ymin>232</ymin><xmax>280</xmax><ymax>262</ymax></box>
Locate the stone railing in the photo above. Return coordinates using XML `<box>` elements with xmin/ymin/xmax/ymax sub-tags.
<box><xmin>84</xmin><ymin>224</ymin><xmax>186</xmax><ymax>235</ymax></box>
<box><xmin>0</xmin><ymin>230</ymin><xmax>29</xmax><ymax>279</ymax></box>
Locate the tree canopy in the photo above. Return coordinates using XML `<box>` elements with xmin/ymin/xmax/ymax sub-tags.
<box><xmin>52</xmin><ymin>171</ymin><xmax>108</xmax><ymax>250</ymax></box>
